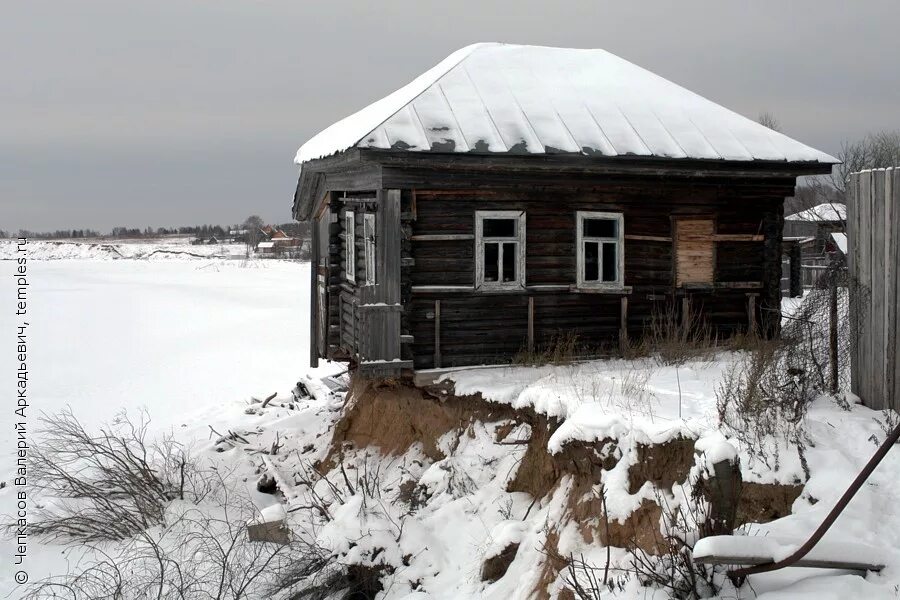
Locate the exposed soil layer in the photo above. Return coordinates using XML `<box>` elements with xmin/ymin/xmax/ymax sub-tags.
<box><xmin>327</xmin><ymin>378</ymin><xmax>805</xmax><ymax>598</ymax></box>
<box><xmin>481</xmin><ymin>543</ymin><xmax>520</xmax><ymax>583</ymax></box>
<box><xmin>737</xmin><ymin>481</ymin><xmax>804</xmax><ymax>526</ymax></box>
<box><xmin>325</xmin><ymin>378</ymin><xmax>518</xmax><ymax>467</ymax></box>
<box><xmin>627</xmin><ymin>437</ymin><xmax>697</xmax><ymax>494</ymax></box>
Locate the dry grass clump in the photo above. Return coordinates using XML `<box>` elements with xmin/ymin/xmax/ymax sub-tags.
<box><xmin>514</xmin><ymin>331</ymin><xmax>583</xmax><ymax>366</ymax></box>
<box><xmin>642</xmin><ymin>299</ymin><xmax>716</xmax><ymax>366</ymax></box>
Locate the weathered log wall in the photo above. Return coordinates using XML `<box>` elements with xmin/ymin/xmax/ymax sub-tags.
<box><xmin>406</xmin><ymin>183</ymin><xmax>788</xmax><ymax>369</ymax></box>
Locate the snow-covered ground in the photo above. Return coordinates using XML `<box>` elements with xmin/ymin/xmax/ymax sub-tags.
<box><xmin>0</xmin><ymin>254</ymin><xmax>329</xmax><ymax>597</ymax></box>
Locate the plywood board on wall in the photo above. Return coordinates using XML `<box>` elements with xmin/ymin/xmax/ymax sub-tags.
<box><xmin>675</xmin><ymin>218</ymin><xmax>715</xmax><ymax>286</ymax></box>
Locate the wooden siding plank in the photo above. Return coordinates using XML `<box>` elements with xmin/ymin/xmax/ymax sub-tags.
<box><xmin>892</xmin><ymin>169</ymin><xmax>900</xmax><ymax>410</ymax></box>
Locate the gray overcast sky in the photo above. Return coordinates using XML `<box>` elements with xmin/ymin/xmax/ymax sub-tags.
<box><xmin>3</xmin><ymin>0</ymin><xmax>899</xmax><ymax>232</ymax></box>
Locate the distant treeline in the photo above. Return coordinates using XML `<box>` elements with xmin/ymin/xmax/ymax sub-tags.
<box><xmin>3</xmin><ymin>222</ymin><xmax>309</xmax><ymax>241</ymax></box>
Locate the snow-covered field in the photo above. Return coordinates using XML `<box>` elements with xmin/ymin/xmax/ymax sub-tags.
<box><xmin>0</xmin><ymin>249</ymin><xmax>329</xmax><ymax>597</ymax></box>
<box><xmin>0</xmin><ymin>238</ymin><xmax>247</xmax><ymax>261</ymax></box>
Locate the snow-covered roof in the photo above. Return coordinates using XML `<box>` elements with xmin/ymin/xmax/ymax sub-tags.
<box><xmin>831</xmin><ymin>232</ymin><xmax>848</xmax><ymax>253</ymax></box>
<box><xmin>295</xmin><ymin>43</ymin><xmax>838</xmax><ymax>165</ymax></box>
<box><xmin>786</xmin><ymin>203</ymin><xmax>847</xmax><ymax>222</ymax></box>
<box><xmin>257</xmin><ymin>241</ymin><xmax>276</xmax><ymax>249</ymax></box>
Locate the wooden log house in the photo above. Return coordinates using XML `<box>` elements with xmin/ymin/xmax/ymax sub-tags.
<box><xmin>292</xmin><ymin>44</ymin><xmax>837</xmax><ymax>377</ymax></box>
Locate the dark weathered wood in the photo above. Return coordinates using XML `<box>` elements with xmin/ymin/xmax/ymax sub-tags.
<box><xmin>625</xmin><ymin>234</ymin><xmax>671</xmax><ymax>242</ymax></box>
<box><xmin>411</xmin><ymin>234</ymin><xmax>475</xmax><ymax>241</ymax></box>
<box><xmin>300</xmin><ymin>147</ymin><xmax>798</xmax><ymax>371</ymax></box>
<box><xmin>434</xmin><ymin>299</ymin><xmax>442</xmax><ymax>369</ymax></box>
<box><xmin>309</xmin><ymin>207</ymin><xmax>321</xmax><ymax>368</ymax></box>
<box><xmin>294</xmin><ymin>147</ymin><xmax>818</xmax><ymax>220</ymax></box>
<box><xmin>714</xmin><ymin>234</ymin><xmax>764</xmax><ymax>242</ymax></box>
<box><xmin>747</xmin><ymin>294</ymin><xmax>757</xmax><ymax>337</ymax></box>
<box><xmin>528</xmin><ymin>296</ymin><xmax>535</xmax><ymax>352</ymax></box>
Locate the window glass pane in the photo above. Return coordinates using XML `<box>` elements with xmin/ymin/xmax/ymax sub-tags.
<box><xmin>584</xmin><ymin>218</ymin><xmax>617</xmax><ymax>238</ymax></box>
<box><xmin>502</xmin><ymin>242</ymin><xmax>517</xmax><ymax>282</ymax></box>
<box><xmin>484</xmin><ymin>243</ymin><xmax>499</xmax><ymax>281</ymax></box>
<box><xmin>483</xmin><ymin>218</ymin><xmax>516</xmax><ymax>238</ymax></box>
<box><xmin>602</xmin><ymin>242</ymin><xmax>617</xmax><ymax>282</ymax></box>
<box><xmin>584</xmin><ymin>241</ymin><xmax>599</xmax><ymax>281</ymax></box>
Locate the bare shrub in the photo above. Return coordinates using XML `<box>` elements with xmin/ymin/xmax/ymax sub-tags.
<box><xmin>15</xmin><ymin>410</ymin><xmax>371</xmax><ymax>600</ymax></box>
<box><xmin>716</xmin><ymin>340</ymin><xmax>813</xmax><ymax>472</ymax></box>
<box><xmin>717</xmin><ymin>269</ymin><xmax>870</xmax><ymax>470</ymax></box>
<box><xmin>783</xmin><ymin>267</ymin><xmax>867</xmax><ymax>393</ymax></box>
<box><xmin>22</xmin><ymin>409</ymin><xmax>210</xmax><ymax>543</ymax></box>
<box><xmin>624</xmin><ymin>494</ymin><xmax>719</xmax><ymax>599</ymax></box>
<box><xmin>559</xmin><ymin>490</ymin><xmax>719</xmax><ymax>599</ymax></box>
<box><xmin>23</xmin><ymin>477</ymin><xmax>337</xmax><ymax>600</ymax></box>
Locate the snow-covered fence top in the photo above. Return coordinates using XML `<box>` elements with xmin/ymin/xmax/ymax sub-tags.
<box><xmin>295</xmin><ymin>43</ymin><xmax>837</xmax><ymax>166</ymax></box>
<box><xmin>847</xmin><ymin>167</ymin><xmax>900</xmax><ymax>410</ymax></box>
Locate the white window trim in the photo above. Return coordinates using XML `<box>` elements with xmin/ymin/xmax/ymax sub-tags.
<box><xmin>344</xmin><ymin>210</ymin><xmax>355</xmax><ymax>283</ymax></box>
<box><xmin>576</xmin><ymin>211</ymin><xmax>625</xmax><ymax>289</ymax></box>
<box><xmin>475</xmin><ymin>210</ymin><xmax>526</xmax><ymax>291</ymax></box>
<box><xmin>363</xmin><ymin>213</ymin><xmax>376</xmax><ymax>286</ymax></box>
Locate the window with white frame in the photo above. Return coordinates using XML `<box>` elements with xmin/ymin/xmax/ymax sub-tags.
<box><xmin>344</xmin><ymin>210</ymin><xmax>355</xmax><ymax>283</ymax></box>
<box><xmin>363</xmin><ymin>213</ymin><xmax>376</xmax><ymax>285</ymax></box>
<box><xmin>577</xmin><ymin>211</ymin><xmax>624</xmax><ymax>288</ymax></box>
<box><xmin>475</xmin><ymin>210</ymin><xmax>526</xmax><ymax>290</ymax></box>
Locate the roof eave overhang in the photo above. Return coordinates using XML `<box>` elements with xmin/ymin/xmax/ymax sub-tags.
<box><xmin>361</xmin><ymin>148</ymin><xmax>837</xmax><ymax>177</ymax></box>
<box><xmin>293</xmin><ymin>148</ymin><xmax>837</xmax><ymax>220</ymax></box>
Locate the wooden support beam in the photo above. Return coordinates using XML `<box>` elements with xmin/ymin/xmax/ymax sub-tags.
<box><xmin>747</xmin><ymin>294</ymin><xmax>758</xmax><ymax>337</ymax></box>
<box><xmin>410</xmin><ymin>234</ymin><xmax>475</xmax><ymax>241</ymax></box>
<box><xmin>434</xmin><ymin>299</ymin><xmax>441</xmax><ymax>369</ymax></box>
<box><xmin>619</xmin><ymin>296</ymin><xmax>629</xmax><ymax>354</ymax></box>
<box><xmin>625</xmin><ymin>234</ymin><xmax>671</xmax><ymax>242</ymax></box>
<box><xmin>527</xmin><ymin>296</ymin><xmax>535</xmax><ymax>353</ymax></box>
<box><xmin>680</xmin><ymin>281</ymin><xmax>763</xmax><ymax>290</ymax></box>
<box><xmin>713</xmin><ymin>234</ymin><xmax>765</xmax><ymax>242</ymax></box>
<box><xmin>337</xmin><ymin>196</ymin><xmax>378</xmax><ymax>205</ymax></box>
<box><xmin>568</xmin><ymin>285</ymin><xmax>633</xmax><ymax>295</ymax></box>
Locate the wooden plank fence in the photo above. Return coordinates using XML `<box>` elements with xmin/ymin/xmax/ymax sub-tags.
<box><xmin>847</xmin><ymin>167</ymin><xmax>900</xmax><ymax>411</ymax></box>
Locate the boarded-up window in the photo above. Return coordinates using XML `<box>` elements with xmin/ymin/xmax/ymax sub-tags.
<box><xmin>675</xmin><ymin>218</ymin><xmax>715</xmax><ymax>286</ymax></box>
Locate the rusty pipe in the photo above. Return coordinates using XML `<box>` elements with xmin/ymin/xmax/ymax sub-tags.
<box><xmin>729</xmin><ymin>419</ymin><xmax>900</xmax><ymax>579</ymax></box>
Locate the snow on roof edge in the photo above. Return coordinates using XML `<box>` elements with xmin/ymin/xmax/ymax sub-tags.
<box><xmin>785</xmin><ymin>202</ymin><xmax>847</xmax><ymax>222</ymax></box>
<box><xmin>294</xmin><ymin>43</ymin><xmax>839</xmax><ymax>167</ymax></box>
<box><xmin>294</xmin><ymin>43</ymin><xmax>488</xmax><ymax>165</ymax></box>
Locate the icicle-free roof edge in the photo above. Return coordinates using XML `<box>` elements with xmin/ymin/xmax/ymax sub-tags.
<box><xmin>295</xmin><ymin>43</ymin><xmax>839</xmax><ymax>166</ymax></box>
